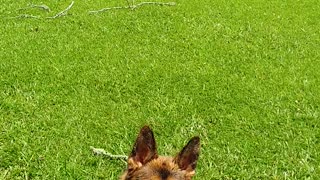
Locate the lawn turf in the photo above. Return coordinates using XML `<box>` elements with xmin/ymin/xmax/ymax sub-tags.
<box><xmin>0</xmin><ymin>0</ymin><xmax>320</xmax><ymax>179</ymax></box>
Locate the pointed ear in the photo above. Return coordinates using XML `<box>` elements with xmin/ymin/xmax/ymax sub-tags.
<box><xmin>128</xmin><ymin>126</ymin><xmax>158</xmax><ymax>166</ymax></box>
<box><xmin>174</xmin><ymin>137</ymin><xmax>200</xmax><ymax>173</ymax></box>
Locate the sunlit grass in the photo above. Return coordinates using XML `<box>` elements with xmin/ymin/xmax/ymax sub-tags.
<box><xmin>0</xmin><ymin>0</ymin><xmax>319</xmax><ymax>179</ymax></box>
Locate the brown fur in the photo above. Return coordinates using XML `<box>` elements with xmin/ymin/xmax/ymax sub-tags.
<box><xmin>120</xmin><ymin>126</ymin><xmax>200</xmax><ymax>180</ymax></box>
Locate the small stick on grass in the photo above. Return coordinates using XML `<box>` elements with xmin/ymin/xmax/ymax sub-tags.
<box><xmin>18</xmin><ymin>4</ymin><xmax>51</xmax><ymax>12</ymax></box>
<box><xmin>132</xmin><ymin>1</ymin><xmax>176</xmax><ymax>10</ymax></box>
<box><xmin>47</xmin><ymin>1</ymin><xmax>74</xmax><ymax>19</ymax></box>
<box><xmin>31</xmin><ymin>4</ymin><xmax>51</xmax><ymax>12</ymax></box>
<box><xmin>89</xmin><ymin>1</ymin><xmax>176</xmax><ymax>14</ymax></box>
<box><xmin>89</xmin><ymin>6</ymin><xmax>132</xmax><ymax>14</ymax></box>
<box><xmin>90</xmin><ymin>146</ymin><xmax>127</xmax><ymax>163</ymax></box>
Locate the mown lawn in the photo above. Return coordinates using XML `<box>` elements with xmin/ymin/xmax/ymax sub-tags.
<box><xmin>0</xmin><ymin>0</ymin><xmax>319</xmax><ymax>179</ymax></box>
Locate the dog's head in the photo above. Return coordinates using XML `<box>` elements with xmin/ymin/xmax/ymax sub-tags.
<box><xmin>120</xmin><ymin>126</ymin><xmax>200</xmax><ymax>180</ymax></box>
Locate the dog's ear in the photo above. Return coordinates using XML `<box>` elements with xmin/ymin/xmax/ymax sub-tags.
<box><xmin>174</xmin><ymin>137</ymin><xmax>200</xmax><ymax>175</ymax></box>
<box><xmin>128</xmin><ymin>126</ymin><xmax>158</xmax><ymax>168</ymax></box>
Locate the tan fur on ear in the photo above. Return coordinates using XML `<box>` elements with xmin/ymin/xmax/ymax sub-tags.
<box><xmin>128</xmin><ymin>126</ymin><xmax>158</xmax><ymax>169</ymax></box>
<box><xmin>174</xmin><ymin>136</ymin><xmax>200</xmax><ymax>174</ymax></box>
<box><xmin>120</xmin><ymin>127</ymin><xmax>201</xmax><ymax>180</ymax></box>
<box><xmin>122</xmin><ymin>157</ymin><xmax>143</xmax><ymax>178</ymax></box>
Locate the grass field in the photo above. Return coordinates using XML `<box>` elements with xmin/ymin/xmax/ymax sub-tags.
<box><xmin>1</xmin><ymin>0</ymin><xmax>320</xmax><ymax>179</ymax></box>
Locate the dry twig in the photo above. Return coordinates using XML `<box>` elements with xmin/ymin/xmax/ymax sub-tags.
<box><xmin>90</xmin><ymin>146</ymin><xmax>127</xmax><ymax>163</ymax></box>
<box><xmin>89</xmin><ymin>6</ymin><xmax>132</xmax><ymax>14</ymax></box>
<box><xmin>133</xmin><ymin>1</ymin><xmax>176</xmax><ymax>10</ymax></box>
<box><xmin>89</xmin><ymin>1</ymin><xmax>176</xmax><ymax>14</ymax></box>
<box><xmin>47</xmin><ymin>1</ymin><xmax>74</xmax><ymax>19</ymax></box>
<box><xmin>18</xmin><ymin>4</ymin><xmax>51</xmax><ymax>12</ymax></box>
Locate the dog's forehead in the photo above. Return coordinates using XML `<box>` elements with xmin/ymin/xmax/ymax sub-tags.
<box><xmin>139</xmin><ymin>156</ymin><xmax>185</xmax><ymax>179</ymax></box>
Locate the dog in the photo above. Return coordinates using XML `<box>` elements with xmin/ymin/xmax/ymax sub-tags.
<box><xmin>120</xmin><ymin>125</ymin><xmax>200</xmax><ymax>180</ymax></box>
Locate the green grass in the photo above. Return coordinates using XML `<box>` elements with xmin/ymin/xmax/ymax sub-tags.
<box><xmin>1</xmin><ymin>0</ymin><xmax>320</xmax><ymax>179</ymax></box>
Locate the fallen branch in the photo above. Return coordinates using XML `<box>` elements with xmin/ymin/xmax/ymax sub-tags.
<box><xmin>89</xmin><ymin>6</ymin><xmax>132</xmax><ymax>14</ymax></box>
<box><xmin>89</xmin><ymin>1</ymin><xmax>176</xmax><ymax>14</ymax></box>
<box><xmin>18</xmin><ymin>4</ymin><xmax>51</xmax><ymax>12</ymax></box>
<box><xmin>133</xmin><ymin>1</ymin><xmax>176</xmax><ymax>10</ymax></box>
<box><xmin>47</xmin><ymin>1</ymin><xmax>74</xmax><ymax>19</ymax></box>
<box><xmin>90</xmin><ymin>146</ymin><xmax>127</xmax><ymax>163</ymax></box>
